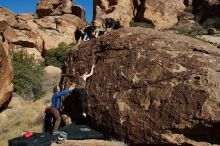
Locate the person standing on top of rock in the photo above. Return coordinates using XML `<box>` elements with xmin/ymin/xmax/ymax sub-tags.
<box><xmin>83</xmin><ymin>24</ymin><xmax>94</xmax><ymax>41</ymax></box>
<box><xmin>74</xmin><ymin>64</ymin><xmax>95</xmax><ymax>118</ymax></box>
<box><xmin>51</xmin><ymin>83</ymin><xmax>76</xmax><ymax>132</ymax></box>
<box><xmin>104</xmin><ymin>18</ymin><xmax>121</xmax><ymax>31</ymax></box>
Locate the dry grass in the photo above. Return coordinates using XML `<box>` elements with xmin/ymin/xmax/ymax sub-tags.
<box><xmin>0</xmin><ymin>93</ymin><xmax>51</xmax><ymax>146</ymax></box>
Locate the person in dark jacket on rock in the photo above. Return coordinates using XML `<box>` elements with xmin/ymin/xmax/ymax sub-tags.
<box><xmin>105</xmin><ymin>18</ymin><xmax>121</xmax><ymax>31</ymax></box>
<box><xmin>83</xmin><ymin>25</ymin><xmax>94</xmax><ymax>40</ymax></box>
<box><xmin>91</xmin><ymin>26</ymin><xmax>100</xmax><ymax>39</ymax></box>
<box><xmin>51</xmin><ymin>83</ymin><xmax>76</xmax><ymax>132</ymax></box>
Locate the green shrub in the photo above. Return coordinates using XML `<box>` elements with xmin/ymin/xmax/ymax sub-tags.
<box><xmin>11</xmin><ymin>50</ymin><xmax>44</xmax><ymax>100</ymax></box>
<box><xmin>44</xmin><ymin>42</ymin><xmax>76</xmax><ymax>68</ymax></box>
<box><xmin>175</xmin><ymin>26</ymin><xmax>203</xmax><ymax>37</ymax></box>
<box><xmin>202</xmin><ymin>17</ymin><xmax>220</xmax><ymax>29</ymax></box>
<box><xmin>129</xmin><ymin>20</ymin><xmax>154</xmax><ymax>28</ymax></box>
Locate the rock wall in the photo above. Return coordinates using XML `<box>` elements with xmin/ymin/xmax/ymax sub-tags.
<box><xmin>92</xmin><ymin>0</ymin><xmax>219</xmax><ymax>29</ymax></box>
<box><xmin>93</xmin><ymin>0</ymin><xmax>134</xmax><ymax>28</ymax></box>
<box><xmin>134</xmin><ymin>0</ymin><xmax>185</xmax><ymax>30</ymax></box>
<box><xmin>72</xmin><ymin>5</ymin><xmax>86</xmax><ymax>21</ymax></box>
<box><xmin>93</xmin><ymin>0</ymin><xmax>185</xmax><ymax>30</ymax></box>
<box><xmin>36</xmin><ymin>0</ymin><xmax>73</xmax><ymax>17</ymax></box>
<box><xmin>0</xmin><ymin>23</ymin><xmax>13</xmax><ymax>111</ymax></box>
<box><xmin>61</xmin><ymin>27</ymin><xmax>220</xmax><ymax>145</ymax></box>
<box><xmin>0</xmin><ymin>0</ymin><xmax>85</xmax><ymax>61</ymax></box>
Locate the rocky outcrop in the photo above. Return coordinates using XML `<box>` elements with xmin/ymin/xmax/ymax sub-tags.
<box><xmin>0</xmin><ymin>8</ymin><xmax>45</xmax><ymax>61</ymax></box>
<box><xmin>193</xmin><ymin>0</ymin><xmax>220</xmax><ymax>22</ymax></box>
<box><xmin>36</xmin><ymin>0</ymin><xmax>73</xmax><ymax>17</ymax></box>
<box><xmin>0</xmin><ymin>26</ymin><xmax>13</xmax><ymax>111</ymax></box>
<box><xmin>72</xmin><ymin>5</ymin><xmax>86</xmax><ymax>21</ymax></box>
<box><xmin>134</xmin><ymin>0</ymin><xmax>185</xmax><ymax>30</ymax></box>
<box><xmin>93</xmin><ymin>0</ymin><xmax>134</xmax><ymax>28</ymax></box>
<box><xmin>61</xmin><ymin>27</ymin><xmax>220</xmax><ymax>145</ymax></box>
<box><xmin>0</xmin><ymin>2</ymin><xmax>85</xmax><ymax>60</ymax></box>
<box><xmin>32</xmin><ymin>14</ymin><xmax>83</xmax><ymax>51</ymax></box>
<box><xmin>93</xmin><ymin>0</ymin><xmax>185</xmax><ymax>30</ymax></box>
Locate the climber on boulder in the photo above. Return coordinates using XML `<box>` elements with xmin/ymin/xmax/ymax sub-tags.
<box><xmin>73</xmin><ymin>64</ymin><xmax>95</xmax><ymax>118</ymax></box>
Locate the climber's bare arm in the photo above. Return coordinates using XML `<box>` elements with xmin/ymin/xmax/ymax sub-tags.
<box><xmin>81</xmin><ymin>64</ymin><xmax>95</xmax><ymax>80</ymax></box>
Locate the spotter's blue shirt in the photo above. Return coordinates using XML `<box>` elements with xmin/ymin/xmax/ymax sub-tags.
<box><xmin>51</xmin><ymin>89</ymin><xmax>71</xmax><ymax>110</ymax></box>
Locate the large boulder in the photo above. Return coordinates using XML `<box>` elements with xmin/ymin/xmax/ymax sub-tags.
<box><xmin>134</xmin><ymin>0</ymin><xmax>185</xmax><ymax>30</ymax></box>
<box><xmin>93</xmin><ymin>0</ymin><xmax>134</xmax><ymax>28</ymax></box>
<box><xmin>93</xmin><ymin>0</ymin><xmax>185</xmax><ymax>30</ymax></box>
<box><xmin>61</xmin><ymin>27</ymin><xmax>220</xmax><ymax>145</ymax></box>
<box><xmin>0</xmin><ymin>7</ymin><xmax>44</xmax><ymax>60</ymax></box>
<box><xmin>36</xmin><ymin>0</ymin><xmax>73</xmax><ymax>17</ymax></box>
<box><xmin>0</xmin><ymin>7</ymin><xmax>16</xmax><ymax>26</ymax></box>
<box><xmin>0</xmin><ymin>33</ymin><xmax>13</xmax><ymax>111</ymax></box>
<box><xmin>72</xmin><ymin>5</ymin><xmax>86</xmax><ymax>21</ymax></box>
<box><xmin>0</xmin><ymin>5</ymin><xmax>85</xmax><ymax>59</ymax></box>
<box><xmin>2</xmin><ymin>26</ymin><xmax>44</xmax><ymax>60</ymax></box>
<box><xmin>33</xmin><ymin>15</ymin><xmax>84</xmax><ymax>51</ymax></box>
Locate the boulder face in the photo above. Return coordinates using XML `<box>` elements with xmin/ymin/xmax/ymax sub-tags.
<box><xmin>0</xmin><ymin>7</ymin><xmax>16</xmax><ymax>26</ymax></box>
<box><xmin>0</xmin><ymin>3</ymin><xmax>85</xmax><ymax>60</ymax></box>
<box><xmin>0</xmin><ymin>33</ymin><xmax>13</xmax><ymax>111</ymax></box>
<box><xmin>93</xmin><ymin>0</ymin><xmax>134</xmax><ymax>28</ymax></box>
<box><xmin>193</xmin><ymin>0</ymin><xmax>220</xmax><ymax>22</ymax></box>
<box><xmin>72</xmin><ymin>5</ymin><xmax>86</xmax><ymax>21</ymax></box>
<box><xmin>61</xmin><ymin>28</ymin><xmax>220</xmax><ymax>145</ymax></box>
<box><xmin>36</xmin><ymin>0</ymin><xmax>73</xmax><ymax>17</ymax></box>
<box><xmin>135</xmin><ymin>0</ymin><xmax>185</xmax><ymax>30</ymax></box>
<box><xmin>32</xmin><ymin>14</ymin><xmax>84</xmax><ymax>51</ymax></box>
<box><xmin>93</xmin><ymin>0</ymin><xmax>185</xmax><ymax>30</ymax></box>
<box><xmin>0</xmin><ymin>7</ymin><xmax>45</xmax><ymax>61</ymax></box>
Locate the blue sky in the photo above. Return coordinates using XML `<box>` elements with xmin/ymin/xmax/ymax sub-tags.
<box><xmin>0</xmin><ymin>0</ymin><xmax>93</xmax><ymax>22</ymax></box>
